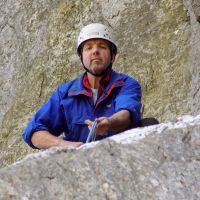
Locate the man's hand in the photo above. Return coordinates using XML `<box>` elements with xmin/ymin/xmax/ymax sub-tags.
<box><xmin>31</xmin><ymin>131</ymin><xmax>83</xmax><ymax>149</ymax></box>
<box><xmin>85</xmin><ymin>117</ymin><xmax>111</xmax><ymax>136</ymax></box>
<box><xmin>85</xmin><ymin>109</ymin><xmax>132</xmax><ymax>136</ymax></box>
<box><xmin>58</xmin><ymin>140</ymin><xmax>83</xmax><ymax>148</ymax></box>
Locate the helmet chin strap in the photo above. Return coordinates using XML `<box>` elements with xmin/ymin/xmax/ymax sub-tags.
<box><xmin>80</xmin><ymin>55</ymin><xmax>113</xmax><ymax>77</ymax></box>
<box><xmin>83</xmin><ymin>63</ymin><xmax>112</xmax><ymax>77</ymax></box>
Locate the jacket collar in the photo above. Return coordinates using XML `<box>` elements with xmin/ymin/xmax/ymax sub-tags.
<box><xmin>68</xmin><ymin>70</ymin><xmax>124</xmax><ymax>97</ymax></box>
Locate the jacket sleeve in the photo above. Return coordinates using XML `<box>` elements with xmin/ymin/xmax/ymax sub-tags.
<box><xmin>114</xmin><ymin>77</ymin><xmax>142</xmax><ymax>127</ymax></box>
<box><xmin>22</xmin><ymin>87</ymin><xmax>66</xmax><ymax>148</ymax></box>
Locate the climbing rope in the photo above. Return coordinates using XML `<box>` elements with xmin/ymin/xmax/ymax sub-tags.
<box><xmin>86</xmin><ymin>119</ymin><xmax>97</xmax><ymax>143</ymax></box>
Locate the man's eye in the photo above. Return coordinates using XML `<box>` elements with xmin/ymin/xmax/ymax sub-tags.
<box><xmin>84</xmin><ymin>46</ymin><xmax>91</xmax><ymax>50</ymax></box>
<box><xmin>100</xmin><ymin>45</ymin><xmax>108</xmax><ymax>49</ymax></box>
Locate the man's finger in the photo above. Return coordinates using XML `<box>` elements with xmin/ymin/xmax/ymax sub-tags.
<box><xmin>84</xmin><ymin>119</ymin><xmax>93</xmax><ymax>126</ymax></box>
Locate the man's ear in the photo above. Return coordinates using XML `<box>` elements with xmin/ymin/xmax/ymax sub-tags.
<box><xmin>79</xmin><ymin>54</ymin><xmax>83</xmax><ymax>62</ymax></box>
<box><xmin>111</xmin><ymin>53</ymin><xmax>116</xmax><ymax>63</ymax></box>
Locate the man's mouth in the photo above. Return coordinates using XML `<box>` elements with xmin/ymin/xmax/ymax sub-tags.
<box><xmin>91</xmin><ymin>58</ymin><xmax>101</xmax><ymax>62</ymax></box>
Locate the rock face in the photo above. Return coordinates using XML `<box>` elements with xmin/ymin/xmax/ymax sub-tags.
<box><xmin>0</xmin><ymin>0</ymin><xmax>200</xmax><ymax>165</ymax></box>
<box><xmin>186</xmin><ymin>0</ymin><xmax>200</xmax><ymax>114</ymax></box>
<box><xmin>0</xmin><ymin>114</ymin><xmax>200</xmax><ymax>200</ymax></box>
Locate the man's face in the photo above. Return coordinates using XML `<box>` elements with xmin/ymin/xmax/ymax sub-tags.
<box><xmin>81</xmin><ymin>39</ymin><xmax>115</xmax><ymax>76</ymax></box>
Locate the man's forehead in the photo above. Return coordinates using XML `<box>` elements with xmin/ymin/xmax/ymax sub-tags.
<box><xmin>83</xmin><ymin>38</ymin><xmax>110</xmax><ymax>46</ymax></box>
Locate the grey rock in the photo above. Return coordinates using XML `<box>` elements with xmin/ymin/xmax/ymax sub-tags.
<box><xmin>184</xmin><ymin>0</ymin><xmax>200</xmax><ymax>114</ymax></box>
<box><xmin>0</xmin><ymin>0</ymin><xmax>200</xmax><ymax>166</ymax></box>
<box><xmin>0</xmin><ymin>114</ymin><xmax>200</xmax><ymax>200</ymax></box>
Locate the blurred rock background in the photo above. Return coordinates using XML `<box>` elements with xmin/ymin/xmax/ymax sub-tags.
<box><xmin>0</xmin><ymin>0</ymin><xmax>200</xmax><ymax>166</ymax></box>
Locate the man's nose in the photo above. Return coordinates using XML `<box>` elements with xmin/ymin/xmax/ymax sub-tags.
<box><xmin>92</xmin><ymin>46</ymin><xmax>100</xmax><ymax>54</ymax></box>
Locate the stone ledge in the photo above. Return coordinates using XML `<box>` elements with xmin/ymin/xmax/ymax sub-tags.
<box><xmin>0</xmin><ymin>114</ymin><xmax>200</xmax><ymax>200</ymax></box>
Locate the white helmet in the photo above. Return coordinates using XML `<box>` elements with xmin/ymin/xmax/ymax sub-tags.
<box><xmin>77</xmin><ymin>23</ymin><xmax>117</xmax><ymax>56</ymax></box>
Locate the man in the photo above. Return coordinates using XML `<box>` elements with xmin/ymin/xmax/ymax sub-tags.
<box><xmin>22</xmin><ymin>23</ymin><xmax>142</xmax><ymax>149</ymax></box>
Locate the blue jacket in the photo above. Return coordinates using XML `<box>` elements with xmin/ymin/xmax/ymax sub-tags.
<box><xmin>22</xmin><ymin>70</ymin><xmax>141</xmax><ymax>148</ymax></box>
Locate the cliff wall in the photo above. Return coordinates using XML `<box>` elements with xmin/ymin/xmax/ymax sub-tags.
<box><xmin>0</xmin><ymin>0</ymin><xmax>200</xmax><ymax>166</ymax></box>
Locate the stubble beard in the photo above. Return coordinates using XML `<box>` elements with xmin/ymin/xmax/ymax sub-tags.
<box><xmin>89</xmin><ymin>61</ymin><xmax>106</xmax><ymax>75</ymax></box>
